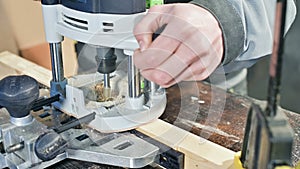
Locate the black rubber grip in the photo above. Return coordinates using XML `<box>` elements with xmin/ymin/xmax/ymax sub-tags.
<box><xmin>0</xmin><ymin>75</ymin><xmax>39</xmax><ymax>118</ymax></box>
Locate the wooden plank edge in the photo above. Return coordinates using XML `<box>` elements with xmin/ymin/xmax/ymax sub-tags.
<box><xmin>137</xmin><ymin>119</ymin><xmax>235</xmax><ymax>169</ymax></box>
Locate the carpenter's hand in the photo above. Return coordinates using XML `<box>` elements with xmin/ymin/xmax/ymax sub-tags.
<box><xmin>133</xmin><ymin>4</ymin><xmax>223</xmax><ymax>88</ymax></box>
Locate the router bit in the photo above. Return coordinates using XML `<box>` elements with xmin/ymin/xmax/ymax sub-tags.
<box><xmin>95</xmin><ymin>47</ymin><xmax>117</xmax><ymax>100</ymax></box>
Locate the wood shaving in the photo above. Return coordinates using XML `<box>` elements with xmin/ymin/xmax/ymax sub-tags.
<box><xmin>94</xmin><ymin>83</ymin><xmax>113</xmax><ymax>102</ymax></box>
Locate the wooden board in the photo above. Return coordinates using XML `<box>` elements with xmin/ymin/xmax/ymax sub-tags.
<box><xmin>0</xmin><ymin>51</ymin><xmax>51</xmax><ymax>86</ymax></box>
<box><xmin>0</xmin><ymin>51</ymin><xmax>235</xmax><ymax>169</ymax></box>
<box><xmin>137</xmin><ymin>119</ymin><xmax>235</xmax><ymax>169</ymax></box>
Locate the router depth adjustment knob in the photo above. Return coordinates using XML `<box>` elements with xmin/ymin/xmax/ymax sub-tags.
<box><xmin>0</xmin><ymin>75</ymin><xmax>39</xmax><ymax>124</ymax></box>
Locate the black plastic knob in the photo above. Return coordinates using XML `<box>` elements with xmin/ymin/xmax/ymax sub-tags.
<box><xmin>0</xmin><ymin>75</ymin><xmax>39</xmax><ymax>118</ymax></box>
<box><xmin>35</xmin><ymin>131</ymin><xmax>67</xmax><ymax>161</ymax></box>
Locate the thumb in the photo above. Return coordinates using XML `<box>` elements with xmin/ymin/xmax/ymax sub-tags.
<box><xmin>133</xmin><ymin>5</ymin><xmax>172</xmax><ymax>51</ymax></box>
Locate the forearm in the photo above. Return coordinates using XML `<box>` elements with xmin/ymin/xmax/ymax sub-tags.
<box><xmin>189</xmin><ymin>0</ymin><xmax>297</xmax><ymax>72</ymax></box>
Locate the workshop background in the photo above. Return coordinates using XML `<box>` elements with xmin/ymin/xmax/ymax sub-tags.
<box><xmin>0</xmin><ymin>0</ymin><xmax>299</xmax><ymax>113</ymax></box>
<box><xmin>247</xmin><ymin>0</ymin><xmax>300</xmax><ymax>114</ymax></box>
<box><xmin>0</xmin><ymin>0</ymin><xmax>78</xmax><ymax>77</ymax></box>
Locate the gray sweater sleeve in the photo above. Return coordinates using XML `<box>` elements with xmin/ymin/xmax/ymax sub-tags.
<box><xmin>190</xmin><ymin>0</ymin><xmax>297</xmax><ymax>73</ymax></box>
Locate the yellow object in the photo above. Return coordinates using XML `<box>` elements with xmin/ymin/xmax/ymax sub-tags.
<box><xmin>234</xmin><ymin>151</ymin><xmax>245</xmax><ymax>169</ymax></box>
<box><xmin>296</xmin><ymin>161</ymin><xmax>300</xmax><ymax>169</ymax></box>
<box><xmin>233</xmin><ymin>151</ymin><xmax>296</xmax><ymax>169</ymax></box>
<box><xmin>274</xmin><ymin>166</ymin><xmax>293</xmax><ymax>169</ymax></box>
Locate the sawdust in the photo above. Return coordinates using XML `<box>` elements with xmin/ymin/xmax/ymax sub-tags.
<box><xmin>94</xmin><ymin>83</ymin><xmax>113</xmax><ymax>102</ymax></box>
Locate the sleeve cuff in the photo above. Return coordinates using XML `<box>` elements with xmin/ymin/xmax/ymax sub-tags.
<box><xmin>190</xmin><ymin>0</ymin><xmax>245</xmax><ymax>66</ymax></box>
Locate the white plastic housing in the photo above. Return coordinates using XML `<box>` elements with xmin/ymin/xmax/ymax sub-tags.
<box><xmin>42</xmin><ymin>4</ymin><xmax>145</xmax><ymax>49</ymax></box>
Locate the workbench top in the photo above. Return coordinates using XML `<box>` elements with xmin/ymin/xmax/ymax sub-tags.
<box><xmin>162</xmin><ymin>82</ymin><xmax>300</xmax><ymax>165</ymax></box>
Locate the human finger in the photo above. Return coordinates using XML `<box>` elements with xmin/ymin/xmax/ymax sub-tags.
<box><xmin>134</xmin><ymin>15</ymin><xmax>198</xmax><ymax>72</ymax></box>
<box><xmin>134</xmin><ymin>35</ymin><xmax>180</xmax><ymax>70</ymax></box>
<box><xmin>133</xmin><ymin>5</ymin><xmax>173</xmax><ymax>51</ymax></box>
<box><xmin>161</xmin><ymin>34</ymin><xmax>222</xmax><ymax>86</ymax></box>
<box><xmin>170</xmin><ymin>47</ymin><xmax>221</xmax><ymax>84</ymax></box>
<box><xmin>138</xmin><ymin>44</ymin><xmax>196</xmax><ymax>87</ymax></box>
